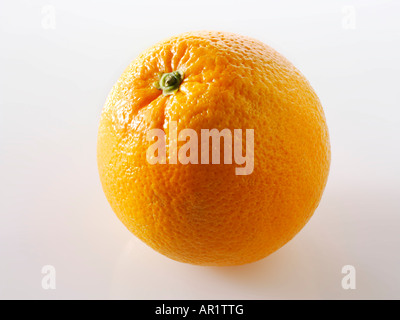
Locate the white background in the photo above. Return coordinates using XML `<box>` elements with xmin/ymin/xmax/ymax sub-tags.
<box><xmin>1</xmin><ymin>0</ymin><xmax>399</xmax><ymax>299</ymax></box>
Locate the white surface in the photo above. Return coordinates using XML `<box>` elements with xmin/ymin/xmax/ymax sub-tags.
<box><xmin>1</xmin><ymin>0</ymin><xmax>400</xmax><ymax>299</ymax></box>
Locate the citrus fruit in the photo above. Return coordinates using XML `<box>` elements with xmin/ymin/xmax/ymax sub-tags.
<box><xmin>97</xmin><ymin>31</ymin><xmax>330</xmax><ymax>266</ymax></box>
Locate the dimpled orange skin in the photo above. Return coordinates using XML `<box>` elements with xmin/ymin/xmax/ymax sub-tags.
<box><xmin>97</xmin><ymin>31</ymin><xmax>330</xmax><ymax>266</ymax></box>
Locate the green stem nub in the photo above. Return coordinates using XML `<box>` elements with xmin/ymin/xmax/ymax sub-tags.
<box><xmin>153</xmin><ymin>71</ymin><xmax>184</xmax><ymax>96</ymax></box>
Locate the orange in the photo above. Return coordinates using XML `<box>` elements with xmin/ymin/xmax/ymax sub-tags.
<box><xmin>97</xmin><ymin>31</ymin><xmax>330</xmax><ymax>266</ymax></box>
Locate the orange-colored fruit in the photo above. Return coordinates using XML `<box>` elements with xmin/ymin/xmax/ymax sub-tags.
<box><xmin>97</xmin><ymin>31</ymin><xmax>330</xmax><ymax>266</ymax></box>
